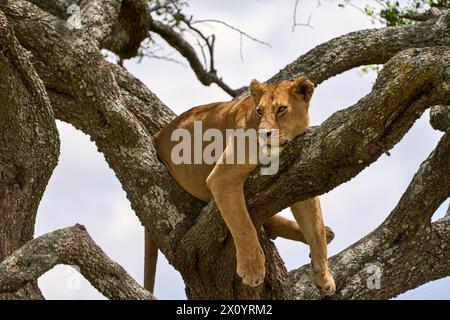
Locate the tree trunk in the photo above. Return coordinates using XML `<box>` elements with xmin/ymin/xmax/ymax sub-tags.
<box><xmin>0</xmin><ymin>10</ymin><xmax>59</xmax><ymax>299</ymax></box>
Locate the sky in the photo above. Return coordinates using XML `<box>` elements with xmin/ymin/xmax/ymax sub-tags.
<box><xmin>34</xmin><ymin>0</ymin><xmax>449</xmax><ymax>299</ymax></box>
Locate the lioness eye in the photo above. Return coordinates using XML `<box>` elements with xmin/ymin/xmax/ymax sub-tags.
<box><xmin>256</xmin><ymin>107</ymin><xmax>263</xmax><ymax>116</ymax></box>
<box><xmin>277</xmin><ymin>106</ymin><xmax>287</xmax><ymax>113</ymax></box>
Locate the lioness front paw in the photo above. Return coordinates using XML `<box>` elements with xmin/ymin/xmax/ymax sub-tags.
<box><xmin>314</xmin><ymin>270</ymin><xmax>336</xmax><ymax>296</ymax></box>
<box><xmin>236</xmin><ymin>244</ymin><xmax>266</xmax><ymax>287</ymax></box>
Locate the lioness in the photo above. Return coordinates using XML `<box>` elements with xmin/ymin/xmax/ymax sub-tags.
<box><xmin>149</xmin><ymin>76</ymin><xmax>335</xmax><ymax>295</ymax></box>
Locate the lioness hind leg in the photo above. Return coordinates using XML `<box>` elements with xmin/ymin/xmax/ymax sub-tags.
<box><xmin>291</xmin><ymin>197</ymin><xmax>336</xmax><ymax>296</ymax></box>
<box><xmin>264</xmin><ymin>215</ymin><xmax>335</xmax><ymax>244</ymax></box>
<box><xmin>264</xmin><ymin>215</ymin><xmax>306</xmax><ymax>243</ymax></box>
<box><xmin>206</xmin><ymin>159</ymin><xmax>264</xmax><ymax>287</ymax></box>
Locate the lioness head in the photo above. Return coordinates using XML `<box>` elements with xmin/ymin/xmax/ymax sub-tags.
<box><xmin>250</xmin><ymin>76</ymin><xmax>314</xmax><ymax>148</ymax></box>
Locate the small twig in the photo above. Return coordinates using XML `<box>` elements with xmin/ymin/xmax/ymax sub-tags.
<box><xmin>373</xmin><ymin>0</ymin><xmax>387</xmax><ymax>9</ymax></box>
<box><xmin>148</xmin><ymin>6</ymin><xmax>269</xmax><ymax>96</ymax></box>
<box><xmin>430</xmin><ymin>105</ymin><xmax>450</xmax><ymax>132</ymax></box>
<box><xmin>292</xmin><ymin>0</ymin><xmax>314</xmax><ymax>32</ymax></box>
<box><xmin>191</xmin><ymin>19</ymin><xmax>271</xmax><ymax>48</ymax></box>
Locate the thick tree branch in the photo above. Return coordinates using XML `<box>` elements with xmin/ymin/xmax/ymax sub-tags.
<box><xmin>30</xmin><ymin>0</ymin><xmax>249</xmax><ymax>95</ymax></box>
<box><xmin>290</xmin><ymin>130</ymin><xmax>450</xmax><ymax>299</ymax></box>
<box><xmin>0</xmin><ymin>225</ymin><xmax>155</xmax><ymax>300</ymax></box>
<box><xmin>28</xmin><ymin>0</ymin><xmax>150</xmax><ymax>59</ymax></box>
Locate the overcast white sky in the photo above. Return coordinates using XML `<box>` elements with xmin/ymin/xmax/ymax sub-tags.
<box><xmin>35</xmin><ymin>0</ymin><xmax>449</xmax><ymax>299</ymax></box>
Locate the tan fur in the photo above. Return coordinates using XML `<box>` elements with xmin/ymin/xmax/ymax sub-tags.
<box><xmin>151</xmin><ymin>77</ymin><xmax>335</xmax><ymax>295</ymax></box>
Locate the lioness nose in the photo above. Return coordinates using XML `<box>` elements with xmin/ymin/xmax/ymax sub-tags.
<box><xmin>259</xmin><ymin>129</ymin><xmax>272</xmax><ymax>137</ymax></box>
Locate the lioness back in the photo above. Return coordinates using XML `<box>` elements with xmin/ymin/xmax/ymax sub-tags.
<box><xmin>153</xmin><ymin>96</ymin><xmax>255</xmax><ymax>202</ymax></box>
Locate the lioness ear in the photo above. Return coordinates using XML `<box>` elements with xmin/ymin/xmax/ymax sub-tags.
<box><xmin>250</xmin><ymin>79</ymin><xmax>266</xmax><ymax>104</ymax></box>
<box><xmin>291</xmin><ymin>76</ymin><xmax>314</xmax><ymax>103</ymax></box>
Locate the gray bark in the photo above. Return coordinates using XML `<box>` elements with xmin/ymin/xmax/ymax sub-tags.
<box><xmin>177</xmin><ymin>47</ymin><xmax>450</xmax><ymax>298</ymax></box>
<box><xmin>28</xmin><ymin>0</ymin><xmax>150</xmax><ymax>59</ymax></box>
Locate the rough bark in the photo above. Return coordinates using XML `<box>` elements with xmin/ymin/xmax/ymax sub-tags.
<box><xmin>0</xmin><ymin>10</ymin><xmax>59</xmax><ymax>299</ymax></box>
<box><xmin>1</xmin><ymin>0</ymin><xmax>207</xmax><ymax>292</ymax></box>
<box><xmin>0</xmin><ymin>224</ymin><xmax>154</xmax><ymax>300</ymax></box>
<box><xmin>290</xmin><ymin>130</ymin><xmax>450</xmax><ymax>299</ymax></box>
<box><xmin>0</xmin><ymin>0</ymin><xmax>449</xmax><ymax>299</ymax></box>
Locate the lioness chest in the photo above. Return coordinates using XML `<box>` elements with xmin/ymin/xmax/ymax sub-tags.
<box><xmin>153</xmin><ymin>96</ymin><xmax>257</xmax><ymax>202</ymax></box>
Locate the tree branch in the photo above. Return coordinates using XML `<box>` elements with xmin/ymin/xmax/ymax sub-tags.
<box><xmin>430</xmin><ymin>105</ymin><xmax>450</xmax><ymax>132</ymax></box>
<box><xmin>0</xmin><ymin>225</ymin><xmax>155</xmax><ymax>300</ymax></box>
<box><xmin>189</xmin><ymin>19</ymin><xmax>271</xmax><ymax>48</ymax></box>
<box><xmin>290</xmin><ymin>130</ymin><xmax>450</xmax><ymax>299</ymax></box>
<box><xmin>149</xmin><ymin>17</ymin><xmax>246</xmax><ymax>97</ymax></box>
<box><xmin>1</xmin><ymin>0</ymin><xmax>204</xmax><ymax>264</ymax></box>
<box><xmin>268</xmin><ymin>10</ymin><xmax>450</xmax><ymax>85</ymax></box>
<box><xmin>0</xmin><ymin>8</ymin><xmax>59</xmax><ymax>300</ymax></box>
<box><xmin>398</xmin><ymin>7</ymin><xmax>447</xmax><ymax>22</ymax></box>
<box><xmin>292</xmin><ymin>0</ymin><xmax>314</xmax><ymax>31</ymax></box>
<box><xmin>80</xmin><ymin>0</ymin><xmax>122</xmax><ymax>45</ymax></box>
